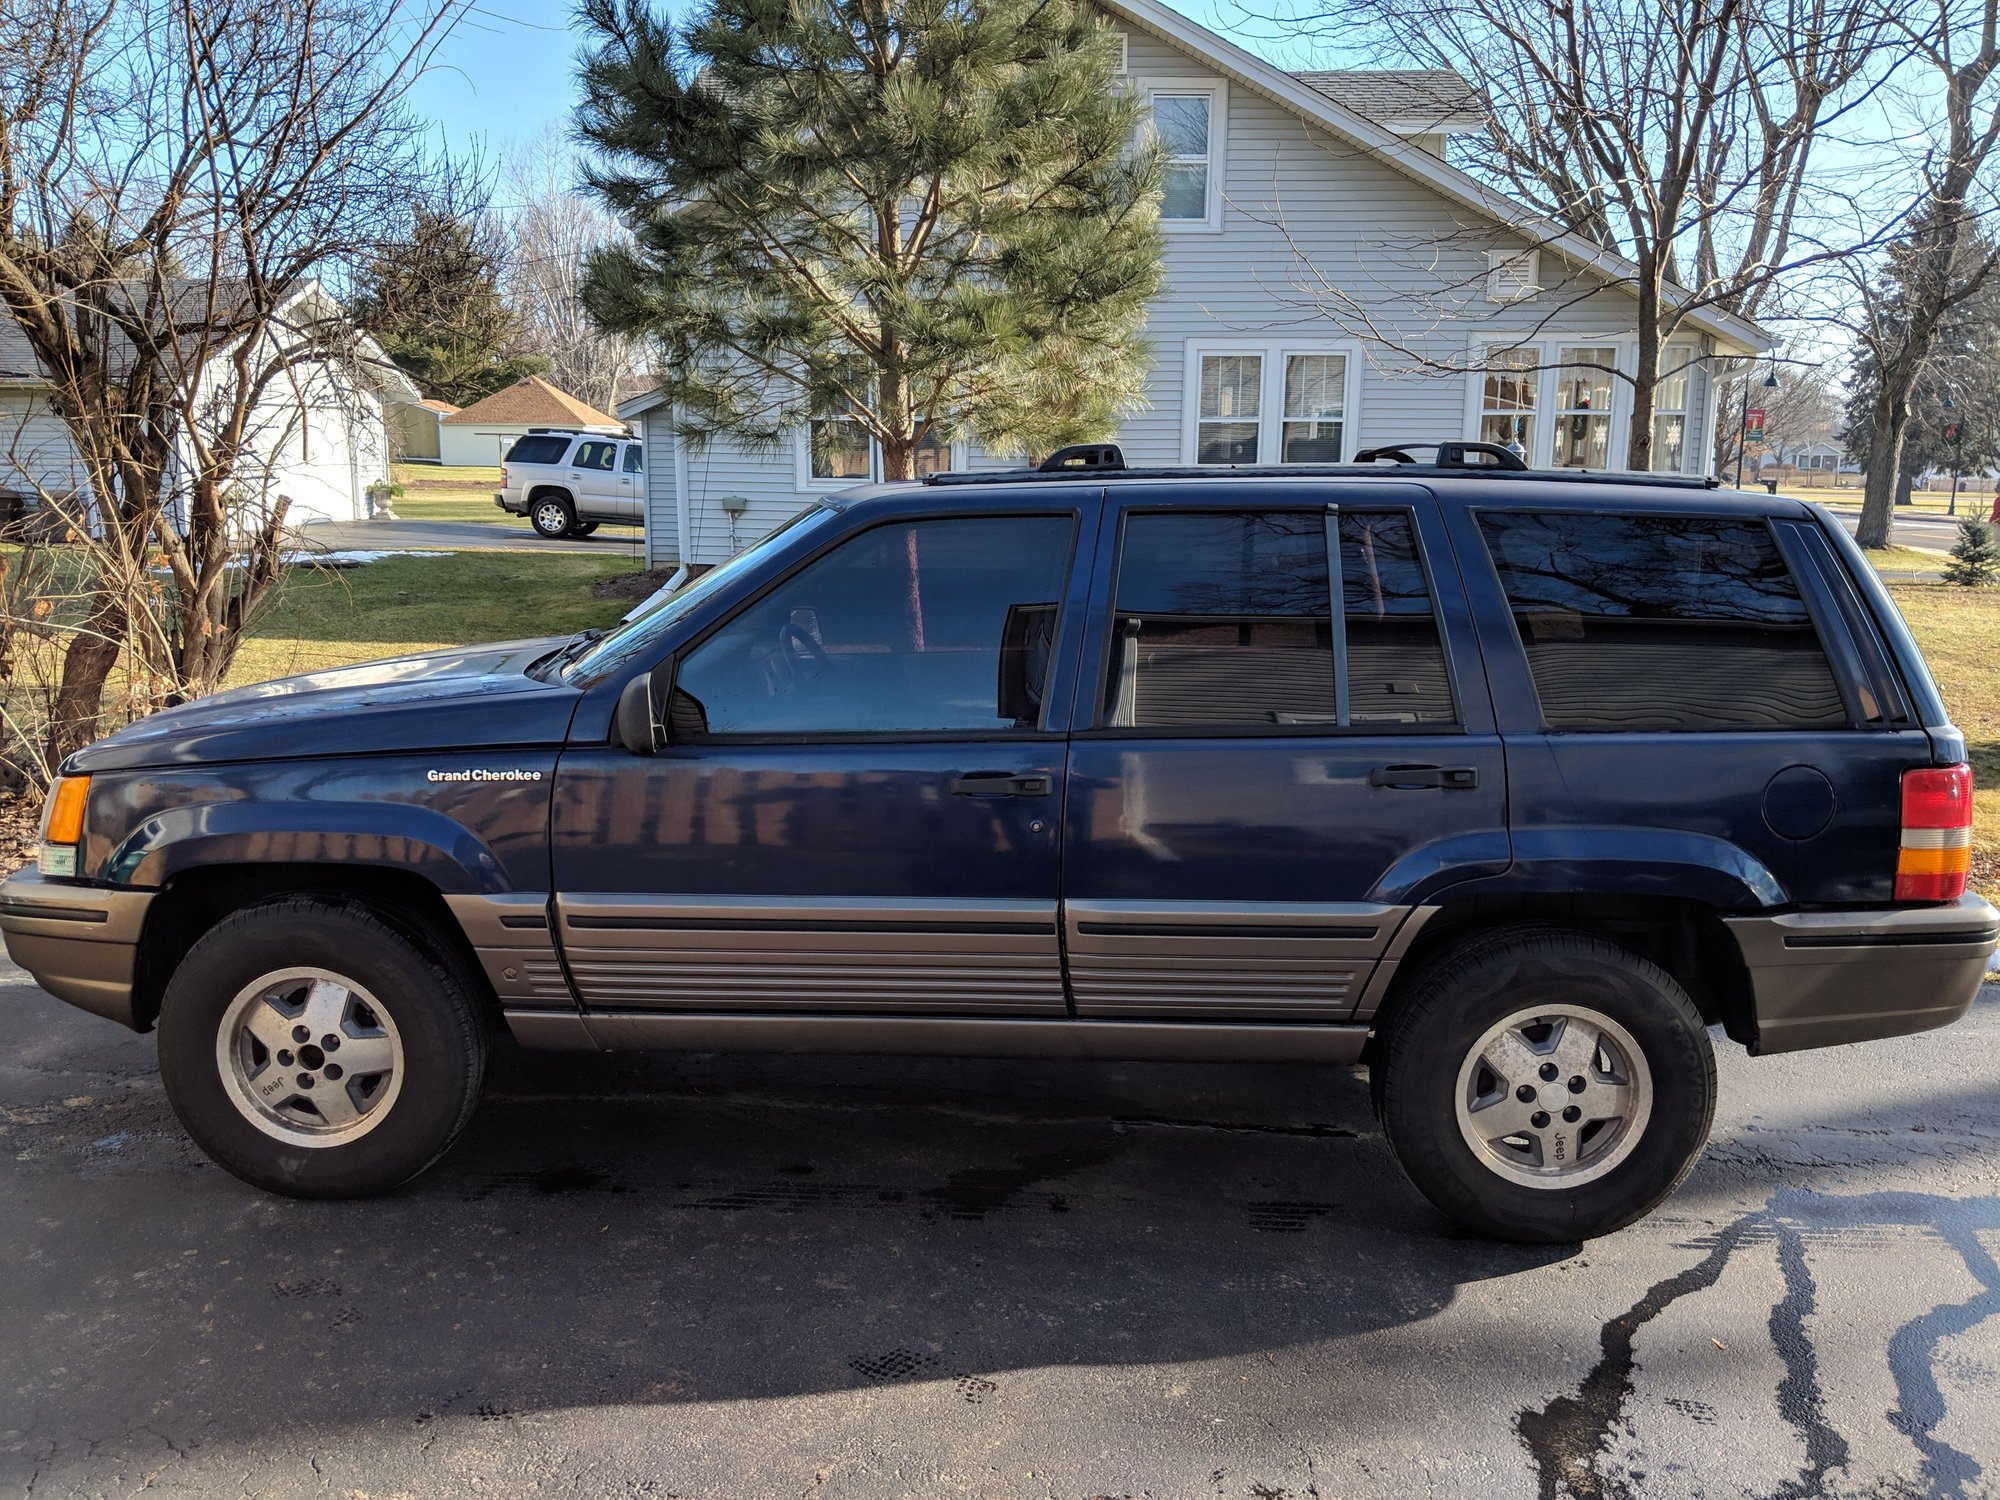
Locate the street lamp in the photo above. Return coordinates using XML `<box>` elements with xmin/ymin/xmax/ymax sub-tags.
<box><xmin>1735</xmin><ymin>358</ymin><xmax>1781</xmax><ymax>489</ymax></box>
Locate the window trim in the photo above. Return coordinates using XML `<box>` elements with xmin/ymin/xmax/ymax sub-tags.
<box><xmin>1182</xmin><ymin>338</ymin><xmax>1364</xmax><ymax>466</ymax></box>
<box><xmin>664</xmin><ymin>507</ymin><xmax>1084</xmax><ymax>744</ymax></box>
<box><xmin>793</xmin><ymin>422</ymin><xmax>969</xmax><ymax>490</ymax></box>
<box><xmin>1145</xmin><ymin>78</ymin><xmax>1226</xmax><ymax>232</ymax></box>
<box><xmin>1471</xmin><ymin>506</ymin><xmax>1857</xmax><ymax>735</ymax></box>
<box><xmin>1082</xmin><ymin>501</ymin><xmax>1463</xmax><ymax>739</ymax></box>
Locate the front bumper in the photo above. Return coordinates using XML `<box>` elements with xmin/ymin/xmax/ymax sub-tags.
<box><xmin>0</xmin><ymin>868</ymin><xmax>154</xmax><ymax>1029</ymax></box>
<box><xmin>1726</xmin><ymin>894</ymin><xmax>1999</xmax><ymax>1054</ymax></box>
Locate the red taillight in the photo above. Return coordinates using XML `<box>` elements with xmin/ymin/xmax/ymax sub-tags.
<box><xmin>1896</xmin><ymin>763</ymin><xmax>1974</xmax><ymax>902</ymax></box>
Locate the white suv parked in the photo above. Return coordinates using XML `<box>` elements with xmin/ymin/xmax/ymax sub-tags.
<box><xmin>494</xmin><ymin>428</ymin><xmax>643</xmax><ymax>539</ymax></box>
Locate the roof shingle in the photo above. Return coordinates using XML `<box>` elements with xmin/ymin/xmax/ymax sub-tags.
<box><xmin>441</xmin><ymin>376</ymin><xmax>620</xmax><ymax>428</ymax></box>
<box><xmin>1290</xmin><ymin>70</ymin><xmax>1483</xmax><ymax>131</ymax></box>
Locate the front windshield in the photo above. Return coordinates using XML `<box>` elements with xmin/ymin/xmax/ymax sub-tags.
<box><xmin>562</xmin><ymin>505</ymin><xmax>838</xmax><ymax>684</ymax></box>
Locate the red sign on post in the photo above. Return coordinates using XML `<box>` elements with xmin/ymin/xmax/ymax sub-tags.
<box><xmin>1744</xmin><ymin>408</ymin><xmax>1766</xmax><ymax>437</ymax></box>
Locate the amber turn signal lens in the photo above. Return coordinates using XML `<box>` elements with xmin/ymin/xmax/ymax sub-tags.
<box><xmin>43</xmin><ymin>775</ymin><xmax>90</xmax><ymax>846</ymax></box>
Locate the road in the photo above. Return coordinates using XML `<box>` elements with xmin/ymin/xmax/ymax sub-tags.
<box><xmin>3</xmin><ymin>957</ymin><xmax>1999</xmax><ymax>1499</ymax></box>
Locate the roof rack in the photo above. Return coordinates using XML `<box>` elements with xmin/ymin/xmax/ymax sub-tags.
<box><xmin>921</xmin><ymin>441</ymin><xmax>1723</xmax><ymax>490</ymax></box>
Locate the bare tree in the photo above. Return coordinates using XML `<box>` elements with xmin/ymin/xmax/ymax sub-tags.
<box><xmin>1271</xmin><ymin>0</ymin><xmax>1902</xmax><ymax>471</ymax></box>
<box><xmin>498</xmin><ymin>127</ymin><xmax>640</xmax><ymax>415</ymax></box>
<box><xmin>1847</xmin><ymin>0</ymin><xmax>2000</xmax><ymax>547</ymax></box>
<box><xmin>0</xmin><ymin>0</ymin><xmax>463</xmax><ymax>763</ymax></box>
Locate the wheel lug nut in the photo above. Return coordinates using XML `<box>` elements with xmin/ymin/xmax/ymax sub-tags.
<box><xmin>292</xmin><ymin>1025</ymin><xmax>311</xmax><ymax>1044</ymax></box>
<box><xmin>1568</xmin><ymin>1075</ymin><xmax>1587</xmax><ymax>1093</ymax></box>
<box><xmin>297</xmin><ymin>1073</ymin><xmax>315</xmax><ymax>1089</ymax></box>
<box><xmin>325</xmin><ymin>1063</ymin><xmax>343</xmax><ymax>1081</ymax></box>
<box><xmin>277</xmin><ymin>1049</ymin><xmax>295</xmax><ymax>1066</ymax></box>
<box><xmin>1562</xmin><ymin>1105</ymin><xmax>1582</xmax><ymax>1123</ymax></box>
<box><xmin>1515</xmin><ymin>1084</ymin><xmax>1536</xmax><ymax>1103</ymax></box>
<box><xmin>322</xmin><ymin>1034</ymin><xmax>340</xmax><ymax>1052</ymax></box>
<box><xmin>1530</xmin><ymin>1111</ymin><xmax>1550</xmax><ymax>1129</ymax></box>
<box><xmin>1539</xmin><ymin>1062</ymin><xmax>1560</xmax><ymax>1081</ymax></box>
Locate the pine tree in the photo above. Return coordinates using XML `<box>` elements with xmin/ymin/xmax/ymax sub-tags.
<box><xmin>1943</xmin><ymin>520</ymin><xmax>2000</xmax><ymax>586</ymax></box>
<box><xmin>576</xmin><ymin>0</ymin><xmax>1165</xmax><ymax>478</ymax></box>
<box><xmin>350</xmin><ymin>205</ymin><xmax>545</xmax><ymax>407</ymax></box>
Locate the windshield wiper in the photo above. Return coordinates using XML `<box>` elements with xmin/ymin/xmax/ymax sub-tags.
<box><xmin>530</xmin><ymin>627</ymin><xmax>605</xmax><ymax>680</ymax></box>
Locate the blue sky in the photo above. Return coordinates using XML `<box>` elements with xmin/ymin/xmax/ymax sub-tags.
<box><xmin>408</xmin><ymin>0</ymin><xmax>1309</xmax><ymax>154</ymax></box>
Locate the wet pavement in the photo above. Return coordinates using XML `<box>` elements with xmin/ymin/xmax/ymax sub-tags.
<box><xmin>3</xmin><ymin>955</ymin><xmax>1998</xmax><ymax>1498</ymax></box>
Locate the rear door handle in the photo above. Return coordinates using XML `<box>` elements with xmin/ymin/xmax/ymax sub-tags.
<box><xmin>950</xmin><ymin>772</ymin><xmax>1053</xmax><ymax>798</ymax></box>
<box><xmin>1368</xmin><ymin>764</ymin><xmax>1479</xmax><ymax>790</ymax></box>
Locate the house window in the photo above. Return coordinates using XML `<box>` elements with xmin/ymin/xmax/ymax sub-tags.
<box><xmin>1552</xmin><ymin>347</ymin><xmax>1615</xmax><ymax>468</ymax></box>
<box><xmin>1281</xmin><ymin>354</ymin><xmax>1347</xmax><ymax>462</ymax></box>
<box><xmin>912</xmin><ymin>428</ymin><xmax>953</xmax><ymax>477</ymax></box>
<box><xmin>1479</xmin><ymin>349</ymin><xmax>1539</xmax><ymax>458</ymax></box>
<box><xmin>808</xmin><ymin>417</ymin><xmax>872</xmax><ymax>481</ymax></box>
<box><xmin>1154</xmin><ymin>91</ymin><xmax>1214</xmax><ymax>223</ymax></box>
<box><xmin>1197</xmin><ymin>354</ymin><xmax>1262</xmax><ymax>463</ymax></box>
<box><xmin>1652</xmin><ymin>363</ymin><xmax>1690</xmax><ymax>473</ymax></box>
<box><xmin>1487</xmin><ymin>250</ymin><xmax>1540</xmax><ymax>302</ymax></box>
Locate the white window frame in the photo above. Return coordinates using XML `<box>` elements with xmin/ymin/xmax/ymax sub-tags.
<box><xmin>794</xmin><ymin>421</ymin><xmax>968</xmax><ymax>490</ymax></box>
<box><xmin>1145</xmin><ymin>79</ymin><xmax>1226</xmax><ymax>232</ymax></box>
<box><xmin>1110</xmin><ymin>29</ymin><xmax>1127</xmax><ymax>73</ymax></box>
<box><xmin>1181</xmin><ymin>339</ymin><xmax>1364</xmax><ymax>466</ymax></box>
<box><xmin>1462</xmin><ymin>339</ymin><xmax>1705</xmax><ymax>475</ymax></box>
<box><xmin>1649</xmin><ymin>356</ymin><xmax>1694</xmax><ymax>475</ymax></box>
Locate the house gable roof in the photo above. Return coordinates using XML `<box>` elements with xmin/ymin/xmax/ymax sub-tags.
<box><xmin>442</xmin><ymin>375</ymin><xmax>620</xmax><ymax>428</ymax></box>
<box><xmin>1292</xmin><ymin>70</ymin><xmax>1483</xmax><ymax>135</ymax></box>
<box><xmin>1103</xmin><ymin>0</ymin><xmax>1771</xmax><ymax>355</ymax></box>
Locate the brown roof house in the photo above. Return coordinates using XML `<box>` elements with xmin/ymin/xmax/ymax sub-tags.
<box><xmin>434</xmin><ymin>376</ymin><xmax>623</xmax><ymax>467</ymax></box>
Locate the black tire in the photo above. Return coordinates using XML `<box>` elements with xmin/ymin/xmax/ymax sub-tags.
<box><xmin>1375</xmin><ymin>926</ymin><xmax>1716</xmax><ymax>1243</ymax></box>
<box><xmin>156</xmin><ymin>897</ymin><xmax>488</xmax><ymax>1199</ymax></box>
<box><xmin>565</xmin><ymin>519</ymin><xmax>601</xmax><ymax>537</ymax></box>
<box><xmin>529</xmin><ymin>492</ymin><xmax>576</xmax><ymax>538</ymax></box>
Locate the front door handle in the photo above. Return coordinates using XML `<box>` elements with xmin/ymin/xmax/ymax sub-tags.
<box><xmin>950</xmin><ymin>772</ymin><xmax>1053</xmax><ymax>798</ymax></box>
<box><xmin>1368</xmin><ymin>764</ymin><xmax>1479</xmax><ymax>790</ymax></box>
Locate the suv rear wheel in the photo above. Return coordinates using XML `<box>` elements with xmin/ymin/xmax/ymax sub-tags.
<box><xmin>156</xmin><ymin>897</ymin><xmax>488</xmax><ymax>1198</ymax></box>
<box><xmin>530</xmin><ymin>492</ymin><xmax>576</xmax><ymax>538</ymax></box>
<box><xmin>1375</xmin><ymin>927</ymin><xmax>1715</xmax><ymax>1243</ymax></box>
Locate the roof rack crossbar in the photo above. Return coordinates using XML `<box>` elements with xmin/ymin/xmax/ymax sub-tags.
<box><xmin>923</xmin><ymin>458</ymin><xmax>1722</xmax><ymax>490</ymax></box>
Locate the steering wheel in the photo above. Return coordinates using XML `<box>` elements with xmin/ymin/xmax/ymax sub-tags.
<box><xmin>775</xmin><ymin>621</ymin><xmax>830</xmax><ymax>689</ymax></box>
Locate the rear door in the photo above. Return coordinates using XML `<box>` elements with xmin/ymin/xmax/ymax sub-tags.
<box><xmin>1060</xmin><ymin>484</ymin><xmax>1507</xmax><ymax>1021</ymax></box>
<box><xmin>567</xmin><ymin>438</ymin><xmax>624</xmax><ymax>517</ymax></box>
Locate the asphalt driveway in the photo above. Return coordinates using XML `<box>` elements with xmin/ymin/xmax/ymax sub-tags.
<box><xmin>3</xmin><ymin>956</ymin><xmax>1998</xmax><ymax>1498</ymax></box>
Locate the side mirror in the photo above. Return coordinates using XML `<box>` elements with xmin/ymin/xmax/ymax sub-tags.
<box><xmin>613</xmin><ymin>672</ymin><xmax>660</xmax><ymax>755</ymax></box>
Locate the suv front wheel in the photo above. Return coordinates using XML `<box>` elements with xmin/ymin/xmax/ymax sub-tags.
<box><xmin>1376</xmin><ymin>927</ymin><xmax>1716</xmax><ymax>1243</ymax></box>
<box><xmin>156</xmin><ymin>897</ymin><xmax>489</xmax><ymax>1198</ymax></box>
<box><xmin>530</xmin><ymin>492</ymin><xmax>576</xmax><ymax>538</ymax></box>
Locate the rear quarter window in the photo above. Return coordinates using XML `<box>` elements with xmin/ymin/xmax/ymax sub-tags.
<box><xmin>1478</xmin><ymin>511</ymin><xmax>1848</xmax><ymax>731</ymax></box>
<box><xmin>504</xmin><ymin>435</ymin><xmax>573</xmax><ymax>466</ymax></box>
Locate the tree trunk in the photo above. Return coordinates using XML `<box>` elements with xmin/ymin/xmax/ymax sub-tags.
<box><xmin>44</xmin><ymin>590</ymin><xmax>125</xmax><ymax>767</ymax></box>
<box><xmin>1624</xmin><ymin>287</ymin><xmax>1661</xmax><ymax>472</ymax></box>
<box><xmin>1857</xmin><ymin>384</ymin><xmax>1910</xmax><ymax>549</ymax></box>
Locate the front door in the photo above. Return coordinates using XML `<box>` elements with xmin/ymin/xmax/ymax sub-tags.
<box><xmin>1061</xmin><ymin>485</ymin><xmax>1508</xmax><ymax>1020</ymax></box>
<box><xmin>549</xmin><ymin>505</ymin><xmax>1092</xmax><ymax>1015</ymax></box>
<box><xmin>567</xmin><ymin>438</ymin><xmax>626</xmax><ymax>518</ymax></box>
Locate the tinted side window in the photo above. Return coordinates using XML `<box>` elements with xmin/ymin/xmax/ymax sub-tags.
<box><xmin>574</xmin><ymin>440</ymin><xmax>617</xmax><ymax>471</ymax></box>
<box><xmin>504</xmin><ymin>435</ymin><xmax>571</xmax><ymax>465</ymax></box>
<box><xmin>1105</xmin><ymin>511</ymin><xmax>1334</xmax><ymax>728</ymax></box>
<box><xmin>671</xmin><ymin>515</ymin><xmax>1073</xmax><ymax>735</ymax></box>
<box><xmin>1478</xmin><ymin>512</ymin><xmax>1847</xmax><ymax>730</ymax></box>
<box><xmin>1342</xmin><ymin>512</ymin><xmax>1454</xmax><ymax>724</ymax></box>
<box><xmin>623</xmin><ymin>445</ymin><xmax>644</xmax><ymax>473</ymax></box>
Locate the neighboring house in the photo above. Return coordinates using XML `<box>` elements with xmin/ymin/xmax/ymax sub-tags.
<box><xmin>0</xmin><ymin>282</ymin><xmax>415</xmax><ymax>526</ymax></box>
<box><xmin>620</xmin><ymin>0</ymin><xmax>1771</xmax><ymax>571</ymax></box>
<box><xmin>387</xmin><ymin>396</ymin><xmax>460</xmax><ymax>463</ymax></box>
<box><xmin>437</xmin><ymin>376</ymin><xmax>624</xmax><ymax>468</ymax></box>
<box><xmin>1762</xmin><ymin>442</ymin><xmax>1859</xmax><ymax>477</ymax></box>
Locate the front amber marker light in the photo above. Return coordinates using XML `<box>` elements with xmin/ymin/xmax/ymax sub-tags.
<box><xmin>39</xmin><ymin>775</ymin><xmax>90</xmax><ymax>877</ymax></box>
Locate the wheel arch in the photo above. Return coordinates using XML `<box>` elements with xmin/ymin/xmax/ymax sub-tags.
<box><xmin>1368</xmin><ymin>893</ymin><xmax>1755</xmax><ymax>1050</ymax></box>
<box><xmin>132</xmin><ymin>863</ymin><xmax>496</xmax><ymax>1033</ymax></box>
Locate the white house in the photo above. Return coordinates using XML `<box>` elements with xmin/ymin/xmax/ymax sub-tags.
<box><xmin>436</xmin><ymin>376</ymin><xmax>624</xmax><ymax>468</ymax></box>
<box><xmin>618</xmin><ymin>0</ymin><xmax>1772</xmax><ymax>571</ymax></box>
<box><xmin>0</xmin><ymin>282</ymin><xmax>414</xmax><ymax>526</ymax></box>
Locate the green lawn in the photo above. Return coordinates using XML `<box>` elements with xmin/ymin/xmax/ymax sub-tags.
<box><xmin>1883</xmin><ymin>583</ymin><xmax>2000</xmax><ymax>892</ymax></box>
<box><xmin>1862</xmin><ymin>544</ymin><xmax>1949</xmax><ymax>573</ymax></box>
<box><xmin>389</xmin><ymin>462</ymin><xmax>511</xmax><ymax>525</ymax></box>
<box><xmin>230</xmin><ymin>550</ymin><xmax>641</xmax><ymax>685</ymax></box>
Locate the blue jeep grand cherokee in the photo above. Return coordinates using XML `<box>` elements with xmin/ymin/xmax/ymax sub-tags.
<box><xmin>2</xmin><ymin>444</ymin><xmax>1992</xmax><ymax>1242</ymax></box>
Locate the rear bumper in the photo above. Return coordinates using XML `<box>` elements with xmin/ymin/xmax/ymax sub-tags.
<box><xmin>1726</xmin><ymin>894</ymin><xmax>1998</xmax><ymax>1054</ymax></box>
<box><xmin>495</xmin><ymin>493</ymin><xmax>527</xmax><ymax>516</ymax></box>
<box><xmin>0</xmin><ymin>868</ymin><xmax>154</xmax><ymax>1030</ymax></box>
